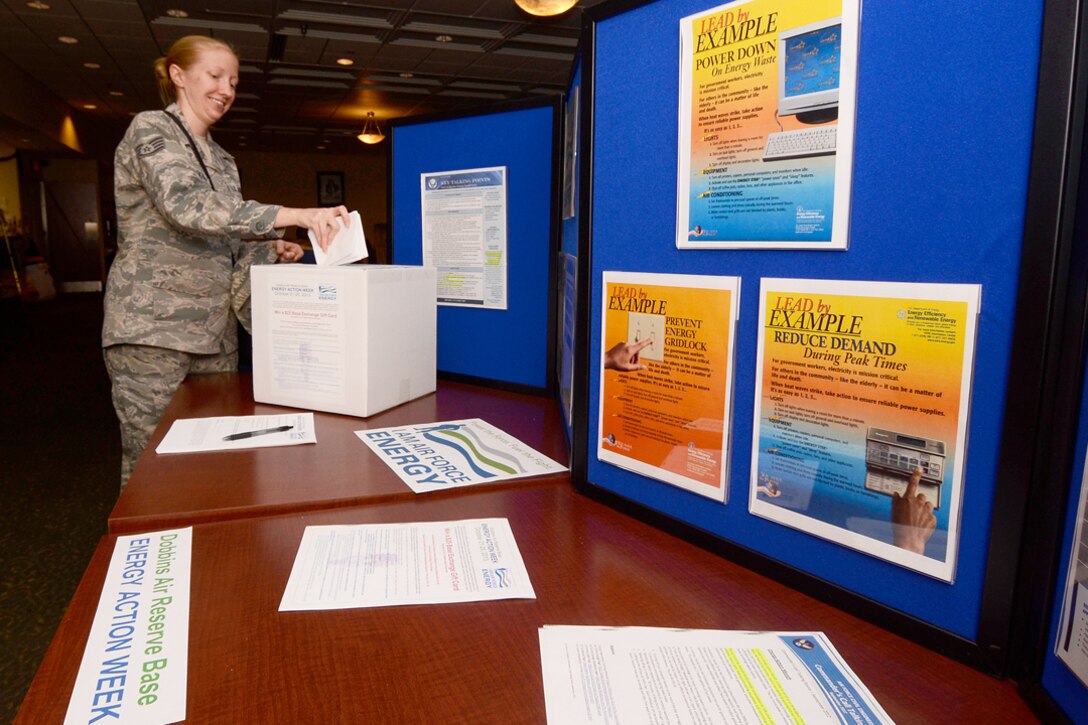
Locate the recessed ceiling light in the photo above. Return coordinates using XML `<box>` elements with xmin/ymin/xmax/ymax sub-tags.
<box><xmin>58</xmin><ymin>36</ymin><xmax>79</xmax><ymax>44</ymax></box>
<box><xmin>83</xmin><ymin>103</ymin><xmax>97</xmax><ymax>110</ymax></box>
<box><xmin>399</xmin><ymin>72</ymin><xmax>414</xmax><ymax>79</ymax></box>
<box><xmin>336</xmin><ymin>58</ymin><xmax>354</xmax><ymax>66</ymax></box>
<box><xmin>435</xmin><ymin>35</ymin><xmax>452</xmax><ymax>43</ymax></box>
<box><xmin>26</xmin><ymin>1</ymin><xmax>50</xmax><ymax>10</ymax></box>
<box><xmin>109</xmin><ymin>90</ymin><xmax>124</xmax><ymax>96</ymax></box>
<box><xmin>83</xmin><ymin>62</ymin><xmax>100</xmax><ymax>69</ymax></box>
<box><xmin>166</xmin><ymin>9</ymin><xmax>188</xmax><ymax>18</ymax></box>
<box><xmin>317</xmin><ymin>145</ymin><xmax>326</xmax><ymax>150</ymax></box>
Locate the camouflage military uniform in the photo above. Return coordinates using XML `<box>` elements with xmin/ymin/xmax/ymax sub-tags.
<box><xmin>103</xmin><ymin>103</ymin><xmax>283</xmax><ymax>487</ymax></box>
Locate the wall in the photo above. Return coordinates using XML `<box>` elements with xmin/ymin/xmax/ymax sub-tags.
<box><xmin>42</xmin><ymin>158</ymin><xmax>99</xmax><ymax>184</ymax></box>
<box><xmin>232</xmin><ymin>147</ymin><xmax>388</xmax><ymax>262</ymax></box>
<box><xmin>0</xmin><ymin>53</ymin><xmax>127</xmax><ymax>160</ymax></box>
<box><xmin>0</xmin><ymin>144</ymin><xmax>21</xmax><ymax>225</ymax></box>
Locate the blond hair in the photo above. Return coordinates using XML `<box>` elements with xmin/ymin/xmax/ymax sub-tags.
<box><xmin>154</xmin><ymin>35</ymin><xmax>236</xmax><ymax>107</ymax></box>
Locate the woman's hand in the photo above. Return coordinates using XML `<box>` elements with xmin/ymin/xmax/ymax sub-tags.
<box><xmin>275</xmin><ymin>206</ymin><xmax>351</xmax><ymax>252</ymax></box>
<box><xmin>273</xmin><ymin>239</ymin><xmax>304</xmax><ymax>263</ymax></box>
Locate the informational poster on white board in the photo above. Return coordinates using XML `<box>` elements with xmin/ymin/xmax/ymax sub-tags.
<box><xmin>677</xmin><ymin>0</ymin><xmax>859</xmax><ymax>249</ymax></box>
<box><xmin>1055</xmin><ymin>447</ymin><xmax>1088</xmax><ymax>687</ymax></box>
<box><xmin>421</xmin><ymin>166</ymin><xmax>508</xmax><ymax>309</ymax></box>
<box><xmin>750</xmin><ymin>278</ymin><xmax>980</xmax><ymax>581</ymax></box>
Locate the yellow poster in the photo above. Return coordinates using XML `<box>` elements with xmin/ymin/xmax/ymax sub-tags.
<box><xmin>750</xmin><ymin>278</ymin><xmax>981</xmax><ymax>581</ymax></box>
<box><xmin>598</xmin><ymin>272</ymin><xmax>740</xmax><ymax>501</ymax></box>
<box><xmin>677</xmin><ymin>0</ymin><xmax>859</xmax><ymax>248</ymax></box>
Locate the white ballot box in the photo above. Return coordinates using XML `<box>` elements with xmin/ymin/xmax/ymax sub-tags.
<box><xmin>251</xmin><ymin>264</ymin><xmax>437</xmax><ymax>417</ymax></box>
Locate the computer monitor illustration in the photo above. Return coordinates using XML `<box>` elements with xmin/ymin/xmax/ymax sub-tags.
<box><xmin>777</xmin><ymin>16</ymin><xmax>842</xmax><ymax>124</ymax></box>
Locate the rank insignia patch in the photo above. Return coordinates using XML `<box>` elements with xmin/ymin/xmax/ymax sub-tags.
<box><xmin>136</xmin><ymin>137</ymin><xmax>166</xmax><ymax>157</ymax></box>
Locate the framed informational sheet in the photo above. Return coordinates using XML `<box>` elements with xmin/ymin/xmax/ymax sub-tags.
<box><xmin>749</xmin><ymin>278</ymin><xmax>980</xmax><ymax>581</ymax></box>
<box><xmin>421</xmin><ymin>166</ymin><xmax>508</xmax><ymax>309</ymax></box>
<box><xmin>598</xmin><ymin>271</ymin><xmax>740</xmax><ymax>501</ymax></box>
<box><xmin>677</xmin><ymin>0</ymin><xmax>859</xmax><ymax>249</ymax></box>
<box><xmin>1056</xmin><ymin>448</ymin><xmax>1088</xmax><ymax>687</ymax></box>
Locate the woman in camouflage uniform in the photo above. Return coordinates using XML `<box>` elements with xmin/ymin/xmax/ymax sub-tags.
<box><xmin>103</xmin><ymin>35</ymin><xmax>350</xmax><ymax>487</ymax></box>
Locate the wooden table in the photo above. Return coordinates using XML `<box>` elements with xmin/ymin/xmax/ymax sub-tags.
<box><xmin>22</xmin><ymin>483</ymin><xmax>1036</xmax><ymax>723</ymax></box>
<box><xmin>108</xmin><ymin>374</ymin><xmax>569</xmax><ymax>534</ymax></box>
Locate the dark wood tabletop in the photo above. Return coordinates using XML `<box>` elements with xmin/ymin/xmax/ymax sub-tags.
<box><xmin>23</xmin><ymin>482</ymin><xmax>1036</xmax><ymax>724</ymax></box>
<box><xmin>108</xmin><ymin>374</ymin><xmax>570</xmax><ymax>535</ymax></box>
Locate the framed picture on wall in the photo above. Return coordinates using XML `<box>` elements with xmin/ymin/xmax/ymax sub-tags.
<box><xmin>317</xmin><ymin>171</ymin><xmax>345</xmax><ymax>206</ymax></box>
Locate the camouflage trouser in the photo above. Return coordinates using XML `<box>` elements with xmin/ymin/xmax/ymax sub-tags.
<box><xmin>103</xmin><ymin>344</ymin><xmax>237</xmax><ymax>489</ymax></box>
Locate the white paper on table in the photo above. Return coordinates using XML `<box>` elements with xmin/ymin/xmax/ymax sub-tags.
<box><xmin>309</xmin><ymin>210</ymin><xmax>367</xmax><ymax>265</ymax></box>
<box><xmin>279</xmin><ymin>517</ymin><xmax>535</xmax><ymax>611</ymax></box>
<box><xmin>355</xmin><ymin>418</ymin><xmax>567</xmax><ymax>494</ymax></box>
<box><xmin>539</xmin><ymin>626</ymin><xmax>894</xmax><ymax>725</ymax></box>
<box><xmin>155</xmin><ymin>412</ymin><xmax>316</xmax><ymax>454</ymax></box>
<box><xmin>64</xmin><ymin>528</ymin><xmax>192</xmax><ymax>725</ymax></box>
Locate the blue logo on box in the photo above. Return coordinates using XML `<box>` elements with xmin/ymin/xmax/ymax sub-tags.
<box><xmin>318</xmin><ymin>284</ymin><xmax>337</xmax><ymax>301</ymax></box>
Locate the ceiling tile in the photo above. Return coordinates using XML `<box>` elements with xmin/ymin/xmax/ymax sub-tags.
<box><xmin>0</xmin><ymin>0</ymin><xmax>586</xmax><ymax>152</ymax></box>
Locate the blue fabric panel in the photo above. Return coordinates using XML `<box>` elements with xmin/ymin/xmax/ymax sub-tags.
<box><xmin>390</xmin><ymin>105</ymin><xmax>555</xmax><ymax>387</ymax></box>
<box><xmin>586</xmin><ymin>0</ymin><xmax>1043</xmax><ymax>638</ymax></box>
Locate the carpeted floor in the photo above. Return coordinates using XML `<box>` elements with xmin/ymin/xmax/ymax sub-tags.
<box><xmin>0</xmin><ymin>293</ymin><xmax>119</xmax><ymax>721</ymax></box>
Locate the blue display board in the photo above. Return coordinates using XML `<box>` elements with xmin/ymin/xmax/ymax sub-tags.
<box><xmin>389</xmin><ymin>99</ymin><xmax>560</xmax><ymax>391</ymax></box>
<box><xmin>579</xmin><ymin>0</ymin><xmax>1043</xmax><ymax>648</ymax></box>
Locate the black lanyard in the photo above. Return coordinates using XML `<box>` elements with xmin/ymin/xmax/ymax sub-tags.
<box><xmin>164</xmin><ymin>111</ymin><xmax>217</xmax><ymax>191</ymax></box>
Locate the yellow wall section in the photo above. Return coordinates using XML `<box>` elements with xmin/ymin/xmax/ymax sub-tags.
<box><xmin>0</xmin><ymin>144</ymin><xmax>21</xmax><ymax>225</ymax></box>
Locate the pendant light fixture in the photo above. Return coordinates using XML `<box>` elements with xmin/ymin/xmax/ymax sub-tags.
<box><xmin>514</xmin><ymin>0</ymin><xmax>580</xmax><ymax>17</ymax></box>
<box><xmin>357</xmin><ymin>111</ymin><xmax>385</xmax><ymax>144</ymax></box>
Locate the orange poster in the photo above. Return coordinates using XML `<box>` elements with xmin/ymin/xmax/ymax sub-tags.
<box><xmin>598</xmin><ymin>272</ymin><xmax>740</xmax><ymax>501</ymax></box>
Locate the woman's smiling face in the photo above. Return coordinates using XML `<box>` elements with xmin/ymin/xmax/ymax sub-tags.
<box><xmin>170</xmin><ymin>46</ymin><xmax>238</xmax><ymax>135</ymax></box>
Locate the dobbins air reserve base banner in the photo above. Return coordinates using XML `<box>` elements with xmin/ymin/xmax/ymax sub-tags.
<box><xmin>677</xmin><ymin>0</ymin><xmax>859</xmax><ymax>249</ymax></box>
<box><xmin>598</xmin><ymin>272</ymin><xmax>740</xmax><ymax>501</ymax></box>
<box><xmin>750</xmin><ymin>279</ymin><xmax>980</xmax><ymax>581</ymax></box>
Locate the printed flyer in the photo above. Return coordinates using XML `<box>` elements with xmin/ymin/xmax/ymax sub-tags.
<box><xmin>280</xmin><ymin>518</ymin><xmax>535</xmax><ymax>611</ymax></box>
<box><xmin>677</xmin><ymin>0</ymin><xmax>859</xmax><ymax>249</ymax></box>
<box><xmin>64</xmin><ymin>529</ymin><xmax>192</xmax><ymax>725</ymax></box>
<box><xmin>262</xmin><ymin>273</ymin><xmax>348</xmax><ymax>405</ymax></box>
<box><xmin>1055</xmin><ymin>447</ymin><xmax>1088</xmax><ymax>687</ymax></box>
<box><xmin>750</xmin><ymin>279</ymin><xmax>980</xmax><ymax>581</ymax></box>
<box><xmin>356</xmin><ymin>418</ymin><xmax>567</xmax><ymax>494</ymax></box>
<box><xmin>540</xmin><ymin>627</ymin><xmax>893</xmax><ymax>725</ymax></box>
<box><xmin>598</xmin><ymin>271</ymin><xmax>740</xmax><ymax>501</ymax></box>
<box><xmin>421</xmin><ymin>166</ymin><xmax>508</xmax><ymax>309</ymax></box>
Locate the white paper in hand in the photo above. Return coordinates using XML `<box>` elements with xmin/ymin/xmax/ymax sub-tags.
<box><xmin>310</xmin><ymin>210</ymin><xmax>368</xmax><ymax>266</ymax></box>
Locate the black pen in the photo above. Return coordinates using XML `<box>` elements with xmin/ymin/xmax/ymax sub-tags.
<box><xmin>223</xmin><ymin>425</ymin><xmax>293</xmax><ymax>441</ymax></box>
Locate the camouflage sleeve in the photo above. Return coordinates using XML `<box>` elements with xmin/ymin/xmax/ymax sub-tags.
<box><xmin>130</xmin><ymin>113</ymin><xmax>282</xmax><ymax>240</ymax></box>
<box><xmin>230</xmin><ymin>241</ymin><xmax>279</xmax><ymax>333</ymax></box>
